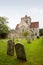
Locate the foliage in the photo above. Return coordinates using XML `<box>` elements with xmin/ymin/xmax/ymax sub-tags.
<box><xmin>31</xmin><ymin>33</ymin><xmax>34</xmax><ymax>36</ymax></box>
<box><xmin>39</xmin><ymin>29</ymin><xmax>43</xmax><ymax>36</ymax></box>
<box><xmin>22</xmin><ymin>31</ymin><xmax>29</xmax><ymax>37</ymax></box>
<box><xmin>0</xmin><ymin>17</ymin><xmax>8</xmax><ymax>24</ymax></box>
<box><xmin>0</xmin><ymin>17</ymin><xmax>9</xmax><ymax>38</ymax></box>
<box><xmin>22</xmin><ymin>31</ymin><xmax>31</xmax><ymax>43</ymax></box>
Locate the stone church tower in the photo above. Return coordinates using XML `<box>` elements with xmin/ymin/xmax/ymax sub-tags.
<box><xmin>17</xmin><ymin>15</ymin><xmax>31</xmax><ymax>31</ymax></box>
<box><xmin>14</xmin><ymin>15</ymin><xmax>32</xmax><ymax>38</ymax></box>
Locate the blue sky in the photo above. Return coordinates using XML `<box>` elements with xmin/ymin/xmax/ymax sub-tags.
<box><xmin>0</xmin><ymin>0</ymin><xmax>43</xmax><ymax>29</ymax></box>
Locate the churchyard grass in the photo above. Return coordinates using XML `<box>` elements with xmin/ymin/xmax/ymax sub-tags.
<box><xmin>0</xmin><ymin>37</ymin><xmax>43</xmax><ymax>65</ymax></box>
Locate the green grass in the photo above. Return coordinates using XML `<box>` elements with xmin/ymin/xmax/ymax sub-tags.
<box><xmin>0</xmin><ymin>37</ymin><xmax>43</xmax><ymax>65</ymax></box>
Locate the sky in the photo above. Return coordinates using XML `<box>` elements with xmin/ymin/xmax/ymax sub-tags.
<box><xmin>0</xmin><ymin>0</ymin><xmax>43</xmax><ymax>29</ymax></box>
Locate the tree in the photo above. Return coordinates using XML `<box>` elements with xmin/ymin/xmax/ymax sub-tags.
<box><xmin>22</xmin><ymin>31</ymin><xmax>29</xmax><ymax>37</ymax></box>
<box><xmin>0</xmin><ymin>16</ymin><xmax>9</xmax><ymax>38</ymax></box>
<box><xmin>39</xmin><ymin>29</ymin><xmax>43</xmax><ymax>36</ymax></box>
<box><xmin>22</xmin><ymin>30</ymin><xmax>32</xmax><ymax>43</ymax></box>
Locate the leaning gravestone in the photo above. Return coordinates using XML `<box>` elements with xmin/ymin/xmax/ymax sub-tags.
<box><xmin>15</xmin><ymin>43</ymin><xmax>27</xmax><ymax>61</ymax></box>
<box><xmin>7</xmin><ymin>40</ymin><xmax>14</xmax><ymax>56</ymax></box>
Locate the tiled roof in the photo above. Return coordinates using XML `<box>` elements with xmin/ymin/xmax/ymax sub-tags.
<box><xmin>30</xmin><ymin>22</ymin><xmax>39</xmax><ymax>28</ymax></box>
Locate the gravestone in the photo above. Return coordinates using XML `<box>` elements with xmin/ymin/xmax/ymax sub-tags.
<box><xmin>26</xmin><ymin>36</ymin><xmax>31</xmax><ymax>43</ymax></box>
<box><xmin>15</xmin><ymin>43</ymin><xmax>27</xmax><ymax>61</ymax></box>
<box><xmin>7</xmin><ymin>40</ymin><xmax>14</xmax><ymax>56</ymax></box>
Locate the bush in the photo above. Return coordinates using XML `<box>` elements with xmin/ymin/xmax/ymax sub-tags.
<box><xmin>22</xmin><ymin>31</ymin><xmax>29</xmax><ymax>37</ymax></box>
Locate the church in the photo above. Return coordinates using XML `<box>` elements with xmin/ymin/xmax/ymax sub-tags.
<box><xmin>8</xmin><ymin>15</ymin><xmax>39</xmax><ymax>39</ymax></box>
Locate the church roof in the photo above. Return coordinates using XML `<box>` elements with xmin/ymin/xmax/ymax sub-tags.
<box><xmin>30</xmin><ymin>22</ymin><xmax>39</xmax><ymax>28</ymax></box>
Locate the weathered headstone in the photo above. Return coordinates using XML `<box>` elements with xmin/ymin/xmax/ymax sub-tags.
<box><xmin>26</xmin><ymin>36</ymin><xmax>31</xmax><ymax>43</ymax></box>
<box><xmin>15</xmin><ymin>43</ymin><xmax>27</xmax><ymax>61</ymax></box>
<box><xmin>7</xmin><ymin>40</ymin><xmax>14</xmax><ymax>56</ymax></box>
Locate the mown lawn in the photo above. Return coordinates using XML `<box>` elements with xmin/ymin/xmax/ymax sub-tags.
<box><xmin>0</xmin><ymin>37</ymin><xmax>43</xmax><ymax>65</ymax></box>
